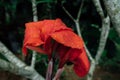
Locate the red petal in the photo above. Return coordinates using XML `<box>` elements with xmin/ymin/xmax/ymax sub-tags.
<box><xmin>22</xmin><ymin>47</ymin><xmax>27</xmax><ymax>56</ymax></box>
<box><xmin>73</xmin><ymin>48</ymin><xmax>90</xmax><ymax>77</ymax></box>
<box><xmin>43</xmin><ymin>37</ymin><xmax>53</xmax><ymax>58</ymax></box>
<box><xmin>51</xmin><ymin>30</ymin><xmax>84</xmax><ymax>49</ymax></box>
<box><xmin>26</xmin><ymin>46</ymin><xmax>46</xmax><ymax>54</ymax></box>
<box><xmin>22</xmin><ymin>22</ymin><xmax>44</xmax><ymax>55</ymax></box>
<box><xmin>68</xmin><ymin>48</ymin><xmax>82</xmax><ymax>61</ymax></box>
<box><xmin>40</xmin><ymin>19</ymin><xmax>71</xmax><ymax>40</ymax></box>
<box><xmin>58</xmin><ymin>48</ymin><xmax>81</xmax><ymax>68</ymax></box>
<box><xmin>56</xmin><ymin>45</ymin><xmax>70</xmax><ymax>68</ymax></box>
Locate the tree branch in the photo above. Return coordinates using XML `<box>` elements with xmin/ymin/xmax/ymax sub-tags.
<box><xmin>75</xmin><ymin>0</ymin><xmax>84</xmax><ymax>37</ymax></box>
<box><xmin>77</xmin><ymin>0</ymin><xmax>84</xmax><ymax>21</ymax></box>
<box><xmin>0</xmin><ymin>58</ymin><xmax>45</xmax><ymax>80</ymax></box>
<box><xmin>0</xmin><ymin>58</ymin><xmax>19</xmax><ymax>73</ymax></box>
<box><xmin>75</xmin><ymin>22</ymin><xmax>94</xmax><ymax>61</ymax></box>
<box><xmin>31</xmin><ymin>51</ymin><xmax>37</xmax><ymax>68</ymax></box>
<box><xmin>92</xmin><ymin>0</ymin><xmax>110</xmax><ymax>63</ymax></box>
<box><xmin>32</xmin><ymin>0</ymin><xmax>38</xmax><ymax>22</ymax></box>
<box><xmin>62</xmin><ymin>6</ymin><xmax>75</xmax><ymax>22</ymax></box>
<box><xmin>92</xmin><ymin>0</ymin><xmax>105</xmax><ymax>19</ymax></box>
<box><xmin>87</xmin><ymin>1</ymin><xmax>110</xmax><ymax>80</ymax></box>
<box><xmin>0</xmin><ymin>41</ymin><xmax>26</xmax><ymax>68</ymax></box>
<box><xmin>88</xmin><ymin>16</ymin><xmax>110</xmax><ymax>80</ymax></box>
<box><xmin>0</xmin><ymin>41</ymin><xmax>45</xmax><ymax>80</ymax></box>
<box><xmin>95</xmin><ymin>16</ymin><xmax>110</xmax><ymax>63</ymax></box>
<box><xmin>0</xmin><ymin>58</ymin><xmax>32</xmax><ymax>78</ymax></box>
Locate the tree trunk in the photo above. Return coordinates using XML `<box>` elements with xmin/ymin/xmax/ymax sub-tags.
<box><xmin>103</xmin><ymin>0</ymin><xmax>120</xmax><ymax>37</ymax></box>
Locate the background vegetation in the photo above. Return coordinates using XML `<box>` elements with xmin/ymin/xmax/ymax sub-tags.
<box><xmin>0</xmin><ymin>0</ymin><xmax>120</xmax><ymax>80</ymax></box>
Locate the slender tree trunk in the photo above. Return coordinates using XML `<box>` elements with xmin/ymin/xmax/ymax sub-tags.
<box><xmin>87</xmin><ymin>16</ymin><xmax>110</xmax><ymax>80</ymax></box>
<box><xmin>87</xmin><ymin>0</ymin><xmax>110</xmax><ymax>80</ymax></box>
<box><xmin>103</xmin><ymin>0</ymin><xmax>120</xmax><ymax>37</ymax></box>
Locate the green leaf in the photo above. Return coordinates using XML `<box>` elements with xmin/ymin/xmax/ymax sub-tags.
<box><xmin>36</xmin><ymin>0</ymin><xmax>57</xmax><ymax>4</ymax></box>
<box><xmin>108</xmin><ymin>28</ymin><xmax>120</xmax><ymax>44</ymax></box>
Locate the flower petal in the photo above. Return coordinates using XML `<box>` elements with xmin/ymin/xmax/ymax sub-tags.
<box><xmin>51</xmin><ymin>30</ymin><xmax>84</xmax><ymax>49</ymax></box>
<box><xmin>73</xmin><ymin>48</ymin><xmax>90</xmax><ymax>77</ymax></box>
<box><xmin>43</xmin><ymin>37</ymin><xmax>53</xmax><ymax>58</ymax></box>
<box><xmin>68</xmin><ymin>48</ymin><xmax>82</xmax><ymax>61</ymax></box>
<box><xmin>40</xmin><ymin>19</ymin><xmax>71</xmax><ymax>40</ymax></box>
<box><xmin>56</xmin><ymin>45</ymin><xmax>70</xmax><ymax>68</ymax></box>
<box><xmin>22</xmin><ymin>22</ymin><xmax>44</xmax><ymax>55</ymax></box>
<box><xmin>26</xmin><ymin>46</ymin><xmax>46</xmax><ymax>54</ymax></box>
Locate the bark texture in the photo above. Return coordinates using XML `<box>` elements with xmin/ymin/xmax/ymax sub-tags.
<box><xmin>0</xmin><ymin>41</ymin><xmax>45</xmax><ymax>80</ymax></box>
<box><xmin>87</xmin><ymin>0</ymin><xmax>110</xmax><ymax>80</ymax></box>
<box><xmin>103</xmin><ymin>0</ymin><xmax>120</xmax><ymax>37</ymax></box>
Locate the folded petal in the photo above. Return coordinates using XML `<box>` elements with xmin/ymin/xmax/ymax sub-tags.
<box><xmin>26</xmin><ymin>46</ymin><xmax>46</xmax><ymax>54</ymax></box>
<box><xmin>22</xmin><ymin>22</ymin><xmax>44</xmax><ymax>55</ymax></box>
<box><xmin>43</xmin><ymin>37</ymin><xmax>53</xmax><ymax>57</ymax></box>
<box><xmin>56</xmin><ymin>45</ymin><xmax>70</xmax><ymax>68</ymax></box>
<box><xmin>68</xmin><ymin>48</ymin><xmax>82</xmax><ymax>61</ymax></box>
<box><xmin>73</xmin><ymin>48</ymin><xmax>90</xmax><ymax>77</ymax></box>
<box><xmin>51</xmin><ymin>30</ymin><xmax>84</xmax><ymax>49</ymax></box>
<box><xmin>40</xmin><ymin>19</ymin><xmax>71</xmax><ymax>40</ymax></box>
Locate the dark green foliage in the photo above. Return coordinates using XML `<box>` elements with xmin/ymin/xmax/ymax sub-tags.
<box><xmin>35</xmin><ymin>54</ymin><xmax>48</xmax><ymax>77</ymax></box>
<box><xmin>99</xmin><ymin>28</ymin><xmax>120</xmax><ymax>73</ymax></box>
<box><xmin>0</xmin><ymin>53</ymin><xmax>9</xmax><ymax>61</ymax></box>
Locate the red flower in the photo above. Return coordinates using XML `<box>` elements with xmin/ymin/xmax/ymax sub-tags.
<box><xmin>22</xmin><ymin>18</ymin><xmax>90</xmax><ymax>77</ymax></box>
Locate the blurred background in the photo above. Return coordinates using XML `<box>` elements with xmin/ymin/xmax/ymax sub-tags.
<box><xmin>0</xmin><ymin>0</ymin><xmax>120</xmax><ymax>80</ymax></box>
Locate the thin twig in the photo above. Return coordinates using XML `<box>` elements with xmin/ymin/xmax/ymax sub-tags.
<box><xmin>75</xmin><ymin>21</ymin><xmax>94</xmax><ymax>61</ymax></box>
<box><xmin>75</xmin><ymin>0</ymin><xmax>84</xmax><ymax>37</ymax></box>
<box><xmin>75</xmin><ymin>0</ymin><xmax>94</xmax><ymax>61</ymax></box>
<box><xmin>31</xmin><ymin>51</ymin><xmax>37</xmax><ymax>68</ymax></box>
<box><xmin>77</xmin><ymin>0</ymin><xmax>84</xmax><ymax>21</ymax></box>
<box><xmin>62</xmin><ymin>6</ymin><xmax>75</xmax><ymax>22</ymax></box>
<box><xmin>84</xmin><ymin>45</ymin><xmax>94</xmax><ymax>61</ymax></box>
